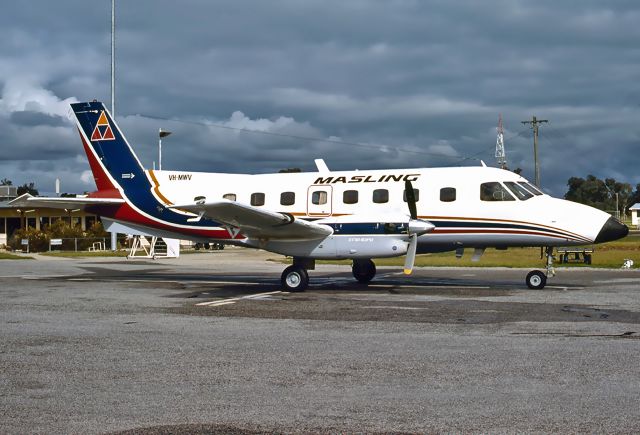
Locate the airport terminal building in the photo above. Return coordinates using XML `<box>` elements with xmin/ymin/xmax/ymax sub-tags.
<box><xmin>0</xmin><ymin>186</ymin><xmax>100</xmax><ymax>248</ymax></box>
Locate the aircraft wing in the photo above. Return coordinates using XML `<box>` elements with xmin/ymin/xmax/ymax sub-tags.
<box><xmin>171</xmin><ymin>200</ymin><xmax>333</xmax><ymax>240</ymax></box>
<box><xmin>8</xmin><ymin>194</ymin><xmax>125</xmax><ymax>210</ymax></box>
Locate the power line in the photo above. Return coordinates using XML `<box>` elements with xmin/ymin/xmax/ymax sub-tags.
<box><xmin>136</xmin><ymin>112</ymin><xmax>483</xmax><ymax>162</ymax></box>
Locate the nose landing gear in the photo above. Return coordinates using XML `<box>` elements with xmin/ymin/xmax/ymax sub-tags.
<box><xmin>526</xmin><ymin>247</ymin><xmax>556</xmax><ymax>289</ymax></box>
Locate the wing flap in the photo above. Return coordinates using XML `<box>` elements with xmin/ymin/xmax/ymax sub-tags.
<box><xmin>171</xmin><ymin>200</ymin><xmax>333</xmax><ymax>240</ymax></box>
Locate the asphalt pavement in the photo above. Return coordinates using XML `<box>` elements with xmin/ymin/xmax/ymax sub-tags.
<box><xmin>1</xmin><ymin>249</ymin><xmax>639</xmax><ymax>434</ymax></box>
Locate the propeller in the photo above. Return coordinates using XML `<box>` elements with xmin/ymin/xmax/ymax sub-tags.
<box><xmin>403</xmin><ymin>180</ymin><xmax>434</xmax><ymax>275</ymax></box>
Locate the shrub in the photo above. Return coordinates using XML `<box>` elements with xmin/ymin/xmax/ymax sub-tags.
<box><xmin>9</xmin><ymin>227</ymin><xmax>50</xmax><ymax>252</ymax></box>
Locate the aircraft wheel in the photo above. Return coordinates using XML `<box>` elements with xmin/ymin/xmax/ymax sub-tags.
<box><xmin>352</xmin><ymin>259</ymin><xmax>376</xmax><ymax>284</ymax></box>
<box><xmin>281</xmin><ymin>265</ymin><xmax>309</xmax><ymax>292</ymax></box>
<box><xmin>526</xmin><ymin>270</ymin><xmax>547</xmax><ymax>290</ymax></box>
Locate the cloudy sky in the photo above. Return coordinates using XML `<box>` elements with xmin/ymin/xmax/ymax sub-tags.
<box><xmin>1</xmin><ymin>0</ymin><xmax>639</xmax><ymax>197</ymax></box>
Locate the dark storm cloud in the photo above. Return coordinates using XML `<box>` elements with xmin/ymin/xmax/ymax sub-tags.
<box><xmin>0</xmin><ymin>0</ymin><xmax>639</xmax><ymax>196</ymax></box>
<box><xmin>9</xmin><ymin>111</ymin><xmax>66</xmax><ymax>127</ymax></box>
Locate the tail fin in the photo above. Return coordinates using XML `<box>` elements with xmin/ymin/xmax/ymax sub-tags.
<box><xmin>71</xmin><ymin>101</ymin><xmax>147</xmax><ymax>195</ymax></box>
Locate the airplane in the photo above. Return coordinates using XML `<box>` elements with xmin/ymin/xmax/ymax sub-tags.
<box><xmin>14</xmin><ymin>100</ymin><xmax>629</xmax><ymax>291</ymax></box>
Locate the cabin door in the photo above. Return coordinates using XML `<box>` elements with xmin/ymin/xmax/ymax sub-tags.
<box><xmin>307</xmin><ymin>185</ymin><xmax>333</xmax><ymax>217</ymax></box>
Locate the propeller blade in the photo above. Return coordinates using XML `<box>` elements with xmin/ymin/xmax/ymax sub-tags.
<box><xmin>403</xmin><ymin>234</ymin><xmax>418</xmax><ymax>275</ymax></box>
<box><xmin>405</xmin><ymin>180</ymin><xmax>417</xmax><ymax>220</ymax></box>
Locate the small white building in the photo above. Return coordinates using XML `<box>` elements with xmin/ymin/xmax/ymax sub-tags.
<box><xmin>630</xmin><ymin>203</ymin><xmax>640</xmax><ymax>226</ymax></box>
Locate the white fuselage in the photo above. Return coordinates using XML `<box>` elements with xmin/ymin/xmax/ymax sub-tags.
<box><xmin>138</xmin><ymin>165</ymin><xmax>610</xmax><ymax>259</ymax></box>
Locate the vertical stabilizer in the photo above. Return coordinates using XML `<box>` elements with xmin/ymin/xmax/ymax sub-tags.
<box><xmin>71</xmin><ymin>101</ymin><xmax>148</xmax><ymax>196</ymax></box>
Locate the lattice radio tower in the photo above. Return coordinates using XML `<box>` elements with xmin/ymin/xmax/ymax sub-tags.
<box><xmin>495</xmin><ymin>114</ymin><xmax>507</xmax><ymax>169</ymax></box>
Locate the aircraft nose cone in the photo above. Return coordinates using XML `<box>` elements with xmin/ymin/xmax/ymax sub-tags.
<box><xmin>594</xmin><ymin>216</ymin><xmax>629</xmax><ymax>244</ymax></box>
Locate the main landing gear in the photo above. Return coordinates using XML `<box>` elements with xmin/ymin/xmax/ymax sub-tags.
<box><xmin>526</xmin><ymin>247</ymin><xmax>556</xmax><ymax>290</ymax></box>
<box><xmin>352</xmin><ymin>259</ymin><xmax>376</xmax><ymax>284</ymax></box>
<box><xmin>281</xmin><ymin>265</ymin><xmax>309</xmax><ymax>292</ymax></box>
<box><xmin>280</xmin><ymin>258</ymin><xmax>378</xmax><ymax>292</ymax></box>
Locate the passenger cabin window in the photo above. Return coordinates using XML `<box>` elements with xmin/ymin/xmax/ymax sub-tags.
<box><xmin>403</xmin><ymin>189</ymin><xmax>420</xmax><ymax>202</ymax></box>
<box><xmin>343</xmin><ymin>190</ymin><xmax>359</xmax><ymax>204</ymax></box>
<box><xmin>480</xmin><ymin>182</ymin><xmax>515</xmax><ymax>201</ymax></box>
<box><xmin>519</xmin><ymin>182</ymin><xmax>543</xmax><ymax>196</ymax></box>
<box><xmin>440</xmin><ymin>187</ymin><xmax>456</xmax><ymax>202</ymax></box>
<box><xmin>504</xmin><ymin>182</ymin><xmax>533</xmax><ymax>200</ymax></box>
<box><xmin>280</xmin><ymin>191</ymin><xmax>295</xmax><ymax>206</ymax></box>
<box><xmin>223</xmin><ymin>193</ymin><xmax>236</xmax><ymax>201</ymax></box>
<box><xmin>251</xmin><ymin>192</ymin><xmax>265</xmax><ymax>206</ymax></box>
<box><xmin>372</xmin><ymin>189</ymin><xmax>389</xmax><ymax>204</ymax></box>
<box><xmin>312</xmin><ymin>191</ymin><xmax>328</xmax><ymax>205</ymax></box>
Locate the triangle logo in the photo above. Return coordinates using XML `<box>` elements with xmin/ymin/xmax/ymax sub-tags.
<box><xmin>90</xmin><ymin>111</ymin><xmax>116</xmax><ymax>141</ymax></box>
<box><xmin>97</xmin><ymin>111</ymin><xmax>109</xmax><ymax>126</ymax></box>
<box><xmin>91</xmin><ymin>126</ymin><xmax>102</xmax><ymax>141</ymax></box>
<box><xmin>102</xmin><ymin>125</ymin><xmax>115</xmax><ymax>140</ymax></box>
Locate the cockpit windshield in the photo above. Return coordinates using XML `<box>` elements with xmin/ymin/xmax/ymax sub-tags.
<box><xmin>518</xmin><ymin>182</ymin><xmax>544</xmax><ymax>196</ymax></box>
<box><xmin>480</xmin><ymin>182</ymin><xmax>515</xmax><ymax>201</ymax></box>
<box><xmin>504</xmin><ymin>182</ymin><xmax>533</xmax><ymax>200</ymax></box>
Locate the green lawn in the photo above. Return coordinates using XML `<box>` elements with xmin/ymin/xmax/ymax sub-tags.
<box><xmin>40</xmin><ymin>250</ymin><xmax>128</xmax><ymax>258</ymax></box>
<box><xmin>307</xmin><ymin>234</ymin><xmax>640</xmax><ymax>269</ymax></box>
<box><xmin>0</xmin><ymin>252</ymin><xmax>33</xmax><ymax>260</ymax></box>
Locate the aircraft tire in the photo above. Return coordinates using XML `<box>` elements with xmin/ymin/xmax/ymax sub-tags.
<box><xmin>526</xmin><ymin>270</ymin><xmax>547</xmax><ymax>289</ymax></box>
<box><xmin>281</xmin><ymin>265</ymin><xmax>309</xmax><ymax>292</ymax></box>
<box><xmin>352</xmin><ymin>259</ymin><xmax>376</xmax><ymax>284</ymax></box>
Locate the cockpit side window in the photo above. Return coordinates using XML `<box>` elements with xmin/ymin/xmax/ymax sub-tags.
<box><xmin>519</xmin><ymin>182</ymin><xmax>543</xmax><ymax>196</ymax></box>
<box><xmin>480</xmin><ymin>182</ymin><xmax>515</xmax><ymax>201</ymax></box>
<box><xmin>504</xmin><ymin>182</ymin><xmax>533</xmax><ymax>200</ymax></box>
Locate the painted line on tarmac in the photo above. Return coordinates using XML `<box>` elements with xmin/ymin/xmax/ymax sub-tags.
<box><xmin>196</xmin><ymin>290</ymin><xmax>283</xmax><ymax>307</ymax></box>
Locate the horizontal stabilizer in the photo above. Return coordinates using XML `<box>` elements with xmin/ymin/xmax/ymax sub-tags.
<box><xmin>8</xmin><ymin>193</ymin><xmax>125</xmax><ymax>210</ymax></box>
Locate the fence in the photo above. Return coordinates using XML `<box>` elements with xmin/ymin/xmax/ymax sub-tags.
<box><xmin>17</xmin><ymin>237</ymin><xmax>117</xmax><ymax>253</ymax></box>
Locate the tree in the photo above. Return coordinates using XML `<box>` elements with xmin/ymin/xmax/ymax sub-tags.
<box><xmin>0</xmin><ymin>178</ymin><xmax>12</xmax><ymax>186</ymax></box>
<box><xmin>565</xmin><ymin>175</ymin><xmax>632</xmax><ymax>216</ymax></box>
<box><xmin>16</xmin><ymin>182</ymin><xmax>39</xmax><ymax>196</ymax></box>
<box><xmin>628</xmin><ymin>183</ymin><xmax>640</xmax><ymax>207</ymax></box>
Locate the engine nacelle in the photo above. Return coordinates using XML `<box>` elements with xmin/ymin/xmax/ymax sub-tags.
<box><xmin>264</xmin><ymin>234</ymin><xmax>408</xmax><ymax>259</ymax></box>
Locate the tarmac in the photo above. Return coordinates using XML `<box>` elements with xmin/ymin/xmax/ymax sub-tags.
<box><xmin>1</xmin><ymin>248</ymin><xmax>640</xmax><ymax>434</ymax></box>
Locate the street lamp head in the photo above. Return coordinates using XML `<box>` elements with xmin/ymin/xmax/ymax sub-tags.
<box><xmin>159</xmin><ymin>129</ymin><xmax>172</xmax><ymax>138</ymax></box>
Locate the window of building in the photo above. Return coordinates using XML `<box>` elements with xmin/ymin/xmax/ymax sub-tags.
<box><xmin>280</xmin><ymin>192</ymin><xmax>295</xmax><ymax>206</ymax></box>
<box><xmin>504</xmin><ymin>182</ymin><xmax>533</xmax><ymax>200</ymax></box>
<box><xmin>251</xmin><ymin>192</ymin><xmax>265</xmax><ymax>206</ymax></box>
<box><xmin>223</xmin><ymin>193</ymin><xmax>236</xmax><ymax>201</ymax></box>
<box><xmin>312</xmin><ymin>191</ymin><xmax>328</xmax><ymax>205</ymax></box>
<box><xmin>86</xmin><ymin>216</ymin><xmax>97</xmax><ymax>230</ymax></box>
<box><xmin>403</xmin><ymin>188</ymin><xmax>420</xmax><ymax>202</ymax></box>
<box><xmin>480</xmin><ymin>182</ymin><xmax>515</xmax><ymax>201</ymax></box>
<box><xmin>440</xmin><ymin>187</ymin><xmax>456</xmax><ymax>202</ymax></box>
<box><xmin>0</xmin><ymin>217</ymin><xmax>5</xmax><ymax>234</ymax></box>
<box><xmin>372</xmin><ymin>189</ymin><xmax>389</xmax><ymax>204</ymax></box>
<box><xmin>343</xmin><ymin>190</ymin><xmax>359</xmax><ymax>204</ymax></box>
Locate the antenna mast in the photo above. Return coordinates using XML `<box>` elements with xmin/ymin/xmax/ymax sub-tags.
<box><xmin>495</xmin><ymin>114</ymin><xmax>506</xmax><ymax>169</ymax></box>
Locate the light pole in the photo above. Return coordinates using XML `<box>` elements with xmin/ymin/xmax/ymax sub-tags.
<box><xmin>158</xmin><ymin>128</ymin><xmax>172</xmax><ymax>170</ymax></box>
<box><xmin>111</xmin><ymin>0</ymin><xmax>115</xmax><ymax>117</ymax></box>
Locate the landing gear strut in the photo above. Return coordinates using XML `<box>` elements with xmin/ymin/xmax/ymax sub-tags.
<box><xmin>352</xmin><ymin>259</ymin><xmax>376</xmax><ymax>284</ymax></box>
<box><xmin>526</xmin><ymin>247</ymin><xmax>555</xmax><ymax>289</ymax></box>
